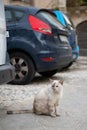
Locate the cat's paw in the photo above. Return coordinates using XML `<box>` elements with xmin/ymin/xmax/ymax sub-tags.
<box><xmin>56</xmin><ymin>113</ymin><xmax>60</xmax><ymax>116</ymax></box>
<box><xmin>50</xmin><ymin>113</ymin><xmax>56</xmax><ymax>117</ymax></box>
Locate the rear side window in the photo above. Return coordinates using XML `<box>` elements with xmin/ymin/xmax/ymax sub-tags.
<box><xmin>5</xmin><ymin>10</ymin><xmax>13</xmax><ymax>23</ymax></box>
<box><xmin>14</xmin><ymin>10</ymin><xmax>25</xmax><ymax>22</ymax></box>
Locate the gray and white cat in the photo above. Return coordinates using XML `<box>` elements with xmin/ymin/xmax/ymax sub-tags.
<box><xmin>7</xmin><ymin>79</ymin><xmax>63</xmax><ymax>117</ymax></box>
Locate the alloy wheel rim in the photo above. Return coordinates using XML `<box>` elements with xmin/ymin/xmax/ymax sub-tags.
<box><xmin>11</xmin><ymin>57</ymin><xmax>28</xmax><ymax>82</ymax></box>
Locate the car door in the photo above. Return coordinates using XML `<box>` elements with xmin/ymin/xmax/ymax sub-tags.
<box><xmin>12</xmin><ymin>9</ymin><xmax>27</xmax><ymax>41</ymax></box>
<box><xmin>5</xmin><ymin>7</ymin><xmax>16</xmax><ymax>47</ymax></box>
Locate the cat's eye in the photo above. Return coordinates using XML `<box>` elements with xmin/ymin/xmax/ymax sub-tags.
<box><xmin>56</xmin><ymin>86</ymin><xmax>59</xmax><ymax>87</ymax></box>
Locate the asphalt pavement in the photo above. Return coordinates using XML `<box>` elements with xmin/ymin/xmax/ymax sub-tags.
<box><xmin>0</xmin><ymin>56</ymin><xmax>87</xmax><ymax>130</ymax></box>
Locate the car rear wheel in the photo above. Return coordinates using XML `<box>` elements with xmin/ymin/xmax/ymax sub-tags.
<box><xmin>39</xmin><ymin>70</ymin><xmax>57</xmax><ymax>77</ymax></box>
<box><xmin>9</xmin><ymin>52</ymin><xmax>35</xmax><ymax>85</ymax></box>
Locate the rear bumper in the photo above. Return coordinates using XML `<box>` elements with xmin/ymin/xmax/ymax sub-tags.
<box><xmin>0</xmin><ymin>63</ymin><xmax>15</xmax><ymax>84</ymax></box>
<box><xmin>37</xmin><ymin>56</ymin><xmax>72</xmax><ymax>72</ymax></box>
<box><xmin>35</xmin><ymin>47</ymin><xmax>72</xmax><ymax>72</ymax></box>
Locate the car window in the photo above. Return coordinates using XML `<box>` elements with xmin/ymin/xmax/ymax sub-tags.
<box><xmin>5</xmin><ymin>10</ymin><xmax>13</xmax><ymax>23</ymax></box>
<box><xmin>14</xmin><ymin>10</ymin><xmax>25</xmax><ymax>22</ymax></box>
<box><xmin>36</xmin><ymin>11</ymin><xmax>65</xmax><ymax>30</ymax></box>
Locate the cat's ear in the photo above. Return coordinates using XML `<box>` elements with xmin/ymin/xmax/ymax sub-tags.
<box><xmin>49</xmin><ymin>78</ymin><xmax>53</xmax><ymax>82</ymax></box>
<box><xmin>59</xmin><ymin>80</ymin><xmax>64</xmax><ymax>85</ymax></box>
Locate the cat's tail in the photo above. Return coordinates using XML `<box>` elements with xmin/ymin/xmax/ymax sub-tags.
<box><xmin>7</xmin><ymin>109</ymin><xmax>33</xmax><ymax>114</ymax></box>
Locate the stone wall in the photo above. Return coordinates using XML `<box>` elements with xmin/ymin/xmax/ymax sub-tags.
<box><xmin>34</xmin><ymin>0</ymin><xmax>55</xmax><ymax>8</ymax></box>
<box><xmin>67</xmin><ymin>6</ymin><xmax>87</xmax><ymax>26</ymax></box>
<box><xmin>4</xmin><ymin>0</ymin><xmax>30</xmax><ymax>6</ymax></box>
<box><xmin>3</xmin><ymin>0</ymin><xmax>66</xmax><ymax>9</ymax></box>
<box><xmin>4</xmin><ymin>0</ymin><xmax>9</xmax><ymax>4</ymax></box>
<box><xmin>3</xmin><ymin>0</ymin><xmax>87</xmax><ymax>26</ymax></box>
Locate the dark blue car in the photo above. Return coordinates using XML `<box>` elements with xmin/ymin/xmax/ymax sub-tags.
<box><xmin>5</xmin><ymin>5</ymin><xmax>72</xmax><ymax>85</ymax></box>
<box><xmin>54</xmin><ymin>10</ymin><xmax>79</xmax><ymax>62</ymax></box>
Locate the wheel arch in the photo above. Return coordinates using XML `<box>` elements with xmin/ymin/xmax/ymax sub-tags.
<box><xmin>8</xmin><ymin>48</ymin><xmax>37</xmax><ymax>71</ymax></box>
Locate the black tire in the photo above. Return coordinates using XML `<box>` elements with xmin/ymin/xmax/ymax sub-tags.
<box><xmin>39</xmin><ymin>70</ymin><xmax>57</xmax><ymax>77</ymax></box>
<box><xmin>9</xmin><ymin>52</ymin><xmax>35</xmax><ymax>85</ymax></box>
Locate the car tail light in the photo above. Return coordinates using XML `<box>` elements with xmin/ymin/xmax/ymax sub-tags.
<box><xmin>29</xmin><ymin>15</ymin><xmax>52</xmax><ymax>35</ymax></box>
<box><xmin>40</xmin><ymin>57</ymin><xmax>55</xmax><ymax>62</ymax></box>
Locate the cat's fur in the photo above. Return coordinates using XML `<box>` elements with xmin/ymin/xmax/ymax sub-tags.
<box><xmin>7</xmin><ymin>79</ymin><xmax>63</xmax><ymax>117</ymax></box>
<box><xmin>33</xmin><ymin>79</ymin><xmax>63</xmax><ymax>117</ymax></box>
